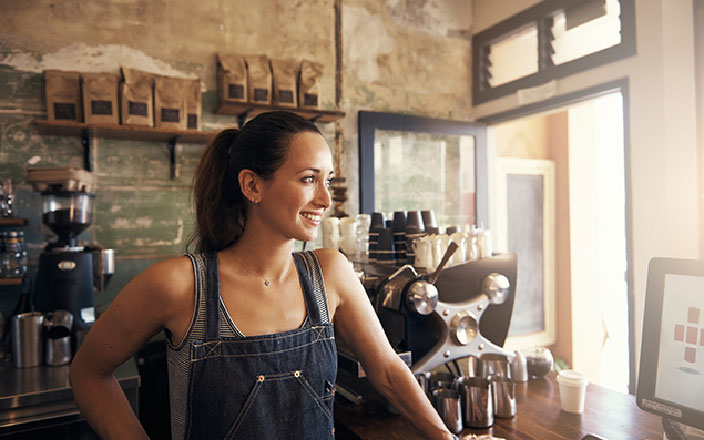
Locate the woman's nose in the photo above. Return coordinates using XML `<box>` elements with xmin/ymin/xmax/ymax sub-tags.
<box><xmin>316</xmin><ymin>182</ymin><xmax>331</xmax><ymax>209</ymax></box>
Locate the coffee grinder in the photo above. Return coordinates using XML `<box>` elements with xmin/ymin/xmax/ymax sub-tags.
<box><xmin>27</xmin><ymin>168</ymin><xmax>114</xmax><ymax>343</ymax></box>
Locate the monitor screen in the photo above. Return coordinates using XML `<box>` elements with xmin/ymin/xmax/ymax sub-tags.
<box><xmin>637</xmin><ymin>258</ymin><xmax>704</xmax><ymax>431</ymax></box>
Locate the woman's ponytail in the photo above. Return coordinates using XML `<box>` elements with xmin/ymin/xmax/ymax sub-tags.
<box><xmin>188</xmin><ymin>129</ymin><xmax>245</xmax><ymax>253</ymax></box>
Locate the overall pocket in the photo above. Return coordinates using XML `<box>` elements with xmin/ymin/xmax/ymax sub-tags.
<box><xmin>224</xmin><ymin>370</ymin><xmax>335</xmax><ymax>439</ymax></box>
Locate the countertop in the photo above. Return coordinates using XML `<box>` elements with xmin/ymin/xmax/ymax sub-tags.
<box><xmin>334</xmin><ymin>371</ymin><xmax>665</xmax><ymax>440</ymax></box>
<box><xmin>0</xmin><ymin>357</ymin><xmax>140</xmax><ymax>433</ymax></box>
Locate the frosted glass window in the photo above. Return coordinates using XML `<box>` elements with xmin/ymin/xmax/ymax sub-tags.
<box><xmin>488</xmin><ymin>24</ymin><xmax>539</xmax><ymax>88</ymax></box>
<box><xmin>374</xmin><ymin>130</ymin><xmax>476</xmax><ymax>228</ymax></box>
<box><xmin>551</xmin><ymin>0</ymin><xmax>622</xmax><ymax>65</ymax></box>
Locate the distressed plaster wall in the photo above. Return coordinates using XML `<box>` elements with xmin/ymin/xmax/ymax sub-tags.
<box><xmin>0</xmin><ymin>0</ymin><xmax>473</xmax><ymax>315</ymax></box>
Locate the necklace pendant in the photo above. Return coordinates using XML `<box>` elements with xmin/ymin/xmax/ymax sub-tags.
<box><xmin>264</xmin><ymin>280</ymin><xmax>271</xmax><ymax>286</ymax></box>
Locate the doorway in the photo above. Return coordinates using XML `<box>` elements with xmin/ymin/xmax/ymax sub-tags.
<box><xmin>487</xmin><ymin>88</ymin><xmax>631</xmax><ymax>393</ymax></box>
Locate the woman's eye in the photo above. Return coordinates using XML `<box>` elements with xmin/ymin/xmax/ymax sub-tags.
<box><xmin>302</xmin><ymin>176</ymin><xmax>314</xmax><ymax>183</ymax></box>
<box><xmin>326</xmin><ymin>178</ymin><xmax>334</xmax><ymax>187</ymax></box>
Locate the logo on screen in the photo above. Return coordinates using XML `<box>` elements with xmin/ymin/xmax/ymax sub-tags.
<box><xmin>674</xmin><ymin>307</ymin><xmax>703</xmax><ymax>365</ymax></box>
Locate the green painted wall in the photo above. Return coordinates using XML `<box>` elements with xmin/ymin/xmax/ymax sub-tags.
<box><xmin>0</xmin><ymin>0</ymin><xmax>472</xmax><ymax>317</ymax></box>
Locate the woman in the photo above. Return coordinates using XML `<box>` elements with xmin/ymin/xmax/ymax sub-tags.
<box><xmin>70</xmin><ymin>111</ymin><xmax>455</xmax><ymax>439</ymax></box>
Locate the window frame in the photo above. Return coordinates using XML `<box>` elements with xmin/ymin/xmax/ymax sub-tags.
<box><xmin>471</xmin><ymin>0</ymin><xmax>636</xmax><ymax>105</ymax></box>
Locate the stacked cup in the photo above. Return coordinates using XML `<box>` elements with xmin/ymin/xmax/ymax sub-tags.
<box><xmin>392</xmin><ymin>211</ymin><xmax>407</xmax><ymax>264</ymax></box>
<box><xmin>368</xmin><ymin>213</ymin><xmax>385</xmax><ymax>263</ymax></box>
<box><xmin>405</xmin><ymin>211</ymin><xmax>425</xmax><ymax>265</ymax></box>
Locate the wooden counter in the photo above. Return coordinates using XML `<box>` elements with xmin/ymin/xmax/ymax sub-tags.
<box><xmin>334</xmin><ymin>372</ymin><xmax>664</xmax><ymax>440</ymax></box>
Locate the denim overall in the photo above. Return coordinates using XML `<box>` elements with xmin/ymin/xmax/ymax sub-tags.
<box><xmin>184</xmin><ymin>252</ymin><xmax>337</xmax><ymax>439</ymax></box>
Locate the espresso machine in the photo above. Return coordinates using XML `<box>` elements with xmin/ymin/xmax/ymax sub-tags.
<box><xmin>336</xmin><ymin>243</ymin><xmax>518</xmax><ymax>402</ymax></box>
<box><xmin>27</xmin><ymin>168</ymin><xmax>115</xmax><ymax>341</ymax></box>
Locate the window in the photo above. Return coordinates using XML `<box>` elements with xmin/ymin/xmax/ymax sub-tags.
<box><xmin>472</xmin><ymin>0</ymin><xmax>635</xmax><ymax>105</ymax></box>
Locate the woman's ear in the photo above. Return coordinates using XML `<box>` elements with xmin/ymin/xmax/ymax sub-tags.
<box><xmin>237</xmin><ymin>169</ymin><xmax>263</xmax><ymax>205</ymax></box>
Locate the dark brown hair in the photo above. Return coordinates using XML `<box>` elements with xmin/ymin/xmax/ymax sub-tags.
<box><xmin>187</xmin><ymin>111</ymin><xmax>322</xmax><ymax>253</ymax></box>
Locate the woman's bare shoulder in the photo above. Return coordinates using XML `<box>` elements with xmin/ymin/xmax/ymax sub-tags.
<box><xmin>128</xmin><ymin>255</ymin><xmax>195</xmax><ymax>302</ymax></box>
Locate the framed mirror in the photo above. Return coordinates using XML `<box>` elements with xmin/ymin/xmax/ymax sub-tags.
<box><xmin>358</xmin><ymin>111</ymin><xmax>488</xmax><ymax>229</ymax></box>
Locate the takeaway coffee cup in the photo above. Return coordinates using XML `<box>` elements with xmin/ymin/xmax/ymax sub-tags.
<box><xmin>557</xmin><ymin>369</ymin><xmax>588</xmax><ymax>413</ymax></box>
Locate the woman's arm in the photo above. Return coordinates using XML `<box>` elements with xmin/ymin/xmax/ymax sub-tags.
<box><xmin>69</xmin><ymin>257</ymin><xmax>194</xmax><ymax>440</ymax></box>
<box><xmin>317</xmin><ymin>249</ymin><xmax>453</xmax><ymax>440</ymax></box>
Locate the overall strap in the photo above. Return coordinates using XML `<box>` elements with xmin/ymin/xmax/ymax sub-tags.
<box><xmin>204</xmin><ymin>252</ymin><xmax>221</xmax><ymax>340</ymax></box>
<box><xmin>293</xmin><ymin>251</ymin><xmax>330</xmax><ymax>325</ymax></box>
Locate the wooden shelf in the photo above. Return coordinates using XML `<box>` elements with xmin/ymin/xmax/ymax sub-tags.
<box><xmin>0</xmin><ymin>218</ymin><xmax>28</xmax><ymax>227</ymax></box>
<box><xmin>32</xmin><ymin>120</ymin><xmax>217</xmax><ymax>144</ymax></box>
<box><xmin>0</xmin><ymin>278</ymin><xmax>22</xmax><ymax>286</ymax></box>
<box><xmin>215</xmin><ymin>102</ymin><xmax>345</xmax><ymax>124</ymax></box>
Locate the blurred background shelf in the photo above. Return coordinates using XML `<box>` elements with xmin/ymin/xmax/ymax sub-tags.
<box><xmin>32</xmin><ymin>120</ymin><xmax>216</xmax><ymax>144</ymax></box>
<box><xmin>214</xmin><ymin>102</ymin><xmax>345</xmax><ymax>126</ymax></box>
<box><xmin>0</xmin><ymin>218</ymin><xmax>28</xmax><ymax>227</ymax></box>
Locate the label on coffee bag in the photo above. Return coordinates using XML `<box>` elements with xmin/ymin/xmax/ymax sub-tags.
<box><xmin>128</xmin><ymin>101</ymin><xmax>148</xmax><ymax>116</ymax></box>
<box><xmin>91</xmin><ymin>100</ymin><xmax>113</xmax><ymax>115</ymax></box>
<box><xmin>228</xmin><ymin>84</ymin><xmax>244</xmax><ymax>100</ymax></box>
<box><xmin>161</xmin><ymin>108</ymin><xmax>180</xmax><ymax>123</ymax></box>
<box><xmin>53</xmin><ymin>102</ymin><xmax>76</xmax><ymax>120</ymax></box>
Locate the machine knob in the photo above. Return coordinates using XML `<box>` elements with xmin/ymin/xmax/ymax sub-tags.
<box><xmin>406</xmin><ymin>281</ymin><xmax>439</xmax><ymax>315</ymax></box>
<box><xmin>450</xmin><ymin>311</ymin><xmax>478</xmax><ymax>345</ymax></box>
<box><xmin>481</xmin><ymin>273</ymin><xmax>510</xmax><ymax>305</ymax></box>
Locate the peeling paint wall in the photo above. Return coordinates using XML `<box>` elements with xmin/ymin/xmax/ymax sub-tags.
<box><xmin>0</xmin><ymin>0</ymin><xmax>473</xmax><ymax>312</ymax></box>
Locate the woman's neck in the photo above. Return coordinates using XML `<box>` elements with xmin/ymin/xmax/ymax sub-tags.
<box><xmin>222</xmin><ymin>225</ymin><xmax>296</xmax><ymax>279</ymax></box>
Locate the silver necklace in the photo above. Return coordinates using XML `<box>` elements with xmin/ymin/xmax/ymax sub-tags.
<box><xmin>235</xmin><ymin>255</ymin><xmax>290</xmax><ymax>287</ymax></box>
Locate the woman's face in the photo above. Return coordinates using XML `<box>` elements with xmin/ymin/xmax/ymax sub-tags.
<box><xmin>257</xmin><ymin>131</ymin><xmax>334</xmax><ymax>243</ymax></box>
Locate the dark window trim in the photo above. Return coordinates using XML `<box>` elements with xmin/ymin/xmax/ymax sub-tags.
<box><xmin>357</xmin><ymin>111</ymin><xmax>488</xmax><ymax>228</ymax></box>
<box><xmin>472</xmin><ymin>0</ymin><xmax>636</xmax><ymax>105</ymax></box>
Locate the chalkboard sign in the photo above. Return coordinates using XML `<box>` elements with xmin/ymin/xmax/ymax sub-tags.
<box><xmin>495</xmin><ymin>158</ymin><xmax>556</xmax><ymax>349</ymax></box>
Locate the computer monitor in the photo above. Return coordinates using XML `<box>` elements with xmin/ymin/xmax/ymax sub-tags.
<box><xmin>637</xmin><ymin>257</ymin><xmax>704</xmax><ymax>432</ymax></box>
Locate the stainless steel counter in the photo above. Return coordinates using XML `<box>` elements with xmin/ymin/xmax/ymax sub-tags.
<box><xmin>0</xmin><ymin>357</ymin><xmax>140</xmax><ymax>436</ymax></box>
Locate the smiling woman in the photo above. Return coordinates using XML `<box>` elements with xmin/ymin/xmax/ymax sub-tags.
<box><xmin>68</xmin><ymin>111</ymin><xmax>455</xmax><ymax>440</ymax></box>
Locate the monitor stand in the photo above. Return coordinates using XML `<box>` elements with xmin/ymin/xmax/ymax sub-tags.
<box><xmin>662</xmin><ymin>418</ymin><xmax>704</xmax><ymax>440</ymax></box>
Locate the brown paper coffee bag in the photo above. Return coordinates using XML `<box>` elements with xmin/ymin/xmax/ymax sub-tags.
<box><xmin>81</xmin><ymin>72</ymin><xmax>120</xmax><ymax>125</ymax></box>
<box><xmin>45</xmin><ymin>70</ymin><xmax>83</xmax><ymax>122</ymax></box>
<box><xmin>245</xmin><ymin>54</ymin><xmax>272</xmax><ymax>104</ymax></box>
<box><xmin>185</xmin><ymin>79</ymin><xmax>202</xmax><ymax>130</ymax></box>
<box><xmin>120</xmin><ymin>68</ymin><xmax>154</xmax><ymax>126</ymax></box>
<box><xmin>154</xmin><ymin>76</ymin><xmax>187</xmax><ymax>130</ymax></box>
<box><xmin>217</xmin><ymin>54</ymin><xmax>247</xmax><ymax>103</ymax></box>
<box><xmin>271</xmin><ymin>59</ymin><xmax>298</xmax><ymax>108</ymax></box>
<box><xmin>298</xmin><ymin>60</ymin><xmax>324</xmax><ymax>110</ymax></box>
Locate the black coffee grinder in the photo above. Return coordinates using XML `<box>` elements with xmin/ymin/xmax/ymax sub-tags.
<box><xmin>27</xmin><ymin>168</ymin><xmax>113</xmax><ymax>341</ymax></box>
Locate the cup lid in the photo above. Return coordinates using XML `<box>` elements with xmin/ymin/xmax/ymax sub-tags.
<box><xmin>557</xmin><ymin>369</ymin><xmax>588</xmax><ymax>386</ymax></box>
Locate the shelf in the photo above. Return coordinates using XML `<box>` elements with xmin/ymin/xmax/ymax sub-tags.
<box><xmin>0</xmin><ymin>218</ymin><xmax>28</xmax><ymax>227</ymax></box>
<box><xmin>32</xmin><ymin>120</ymin><xmax>219</xmax><ymax>180</ymax></box>
<box><xmin>0</xmin><ymin>278</ymin><xmax>22</xmax><ymax>286</ymax></box>
<box><xmin>32</xmin><ymin>120</ymin><xmax>217</xmax><ymax>144</ymax></box>
<box><xmin>215</xmin><ymin>102</ymin><xmax>345</xmax><ymax>126</ymax></box>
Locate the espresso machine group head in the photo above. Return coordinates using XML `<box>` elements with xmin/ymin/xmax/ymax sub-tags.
<box><xmin>372</xmin><ymin>245</ymin><xmax>518</xmax><ymax>376</ymax></box>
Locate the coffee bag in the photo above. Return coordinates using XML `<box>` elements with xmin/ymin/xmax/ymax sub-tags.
<box><xmin>154</xmin><ymin>76</ymin><xmax>187</xmax><ymax>130</ymax></box>
<box><xmin>271</xmin><ymin>59</ymin><xmax>298</xmax><ymax>108</ymax></box>
<box><xmin>120</xmin><ymin>68</ymin><xmax>154</xmax><ymax>126</ymax></box>
<box><xmin>81</xmin><ymin>72</ymin><xmax>120</xmax><ymax>125</ymax></box>
<box><xmin>45</xmin><ymin>70</ymin><xmax>82</xmax><ymax>122</ymax></box>
<box><xmin>217</xmin><ymin>54</ymin><xmax>247</xmax><ymax>103</ymax></box>
<box><xmin>245</xmin><ymin>54</ymin><xmax>272</xmax><ymax>104</ymax></box>
<box><xmin>185</xmin><ymin>79</ymin><xmax>202</xmax><ymax>130</ymax></box>
<box><xmin>298</xmin><ymin>60</ymin><xmax>324</xmax><ymax>110</ymax></box>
